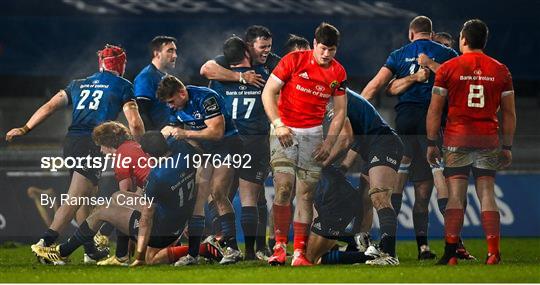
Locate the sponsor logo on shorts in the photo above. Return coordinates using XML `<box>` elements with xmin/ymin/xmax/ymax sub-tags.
<box><xmin>386</xmin><ymin>156</ymin><xmax>397</xmax><ymax>165</ymax></box>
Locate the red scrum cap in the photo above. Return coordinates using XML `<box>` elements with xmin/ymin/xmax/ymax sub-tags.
<box><xmin>97</xmin><ymin>44</ymin><xmax>126</xmax><ymax>76</ymax></box>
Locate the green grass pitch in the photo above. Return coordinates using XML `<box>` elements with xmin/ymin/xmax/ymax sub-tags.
<box><xmin>1</xmin><ymin>238</ymin><xmax>539</xmax><ymax>283</ymax></box>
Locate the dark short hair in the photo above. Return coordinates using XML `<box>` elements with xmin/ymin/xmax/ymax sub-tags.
<box><xmin>156</xmin><ymin>75</ymin><xmax>185</xmax><ymax>102</ymax></box>
<box><xmin>434</xmin><ymin>32</ymin><xmax>455</xmax><ymax>47</ymax></box>
<box><xmin>315</xmin><ymin>22</ymin><xmax>340</xmax><ymax>47</ymax></box>
<box><xmin>409</xmin><ymin>16</ymin><xmax>432</xmax><ymax>34</ymax></box>
<box><xmin>244</xmin><ymin>25</ymin><xmax>272</xmax><ymax>44</ymax></box>
<box><xmin>284</xmin><ymin>34</ymin><xmax>310</xmax><ymax>54</ymax></box>
<box><xmin>140</xmin><ymin>131</ymin><xmax>169</xmax><ymax>158</ymax></box>
<box><xmin>461</xmin><ymin>19</ymin><xmax>489</xmax><ymax>50</ymax></box>
<box><xmin>223</xmin><ymin>36</ymin><xmax>248</xmax><ymax>65</ymax></box>
<box><xmin>149</xmin><ymin>36</ymin><xmax>177</xmax><ymax>58</ymax></box>
<box><xmin>92</xmin><ymin>121</ymin><xmax>132</xmax><ymax>149</ymax></box>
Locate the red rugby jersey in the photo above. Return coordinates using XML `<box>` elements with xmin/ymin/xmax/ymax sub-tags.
<box><xmin>433</xmin><ymin>52</ymin><xmax>513</xmax><ymax>148</ymax></box>
<box><xmin>272</xmin><ymin>50</ymin><xmax>347</xmax><ymax>128</ymax></box>
<box><xmin>115</xmin><ymin>140</ymin><xmax>150</xmax><ymax>188</ymax></box>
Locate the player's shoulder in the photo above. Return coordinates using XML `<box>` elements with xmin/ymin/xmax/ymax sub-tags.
<box><xmin>187</xmin><ymin>85</ymin><xmax>219</xmax><ymax>100</ymax></box>
<box><xmin>330</xmin><ymin>58</ymin><xmax>346</xmax><ymax>75</ymax></box>
<box><xmin>135</xmin><ymin>64</ymin><xmax>162</xmax><ymax>81</ymax></box>
<box><xmin>117</xmin><ymin>140</ymin><xmax>143</xmax><ymax>156</ymax></box>
<box><xmin>265</xmin><ymin>52</ymin><xmax>281</xmax><ymax>70</ymax></box>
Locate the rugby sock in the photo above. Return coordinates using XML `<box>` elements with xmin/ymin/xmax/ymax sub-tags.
<box><xmin>115</xmin><ymin>229</ymin><xmax>129</xmax><ymax>258</ymax></box>
<box><xmin>41</xmin><ymin>229</ymin><xmax>59</xmax><ymax>246</ymax></box>
<box><xmin>241</xmin><ymin>206</ymin><xmax>258</xmax><ymax>257</ymax></box>
<box><xmin>167</xmin><ymin>245</ymin><xmax>189</xmax><ymax>263</ymax></box>
<box><xmin>293</xmin><ymin>222</ymin><xmax>309</xmax><ymax>252</ymax></box>
<box><xmin>256</xmin><ymin>200</ymin><xmax>268</xmax><ymax>251</ymax></box>
<box><xmin>444</xmin><ymin>208</ymin><xmax>464</xmax><ymax>245</ymax></box>
<box><xmin>83</xmin><ymin>241</ymin><xmax>97</xmax><ymax>255</ymax></box>
<box><xmin>337</xmin><ymin>235</ymin><xmax>357</xmax><ymax>252</ymax></box>
<box><xmin>273</xmin><ymin>204</ymin><xmax>291</xmax><ymax>244</ymax></box>
<box><xmin>59</xmin><ymin>221</ymin><xmax>95</xmax><ymax>257</ymax></box>
<box><xmin>377</xmin><ymin>207</ymin><xmax>397</xmax><ymax>257</ymax></box>
<box><xmin>391</xmin><ymin>193</ymin><xmax>403</xmax><ymax>216</ymax></box>
<box><xmin>437</xmin><ymin>198</ymin><xmax>448</xmax><ymax>215</ymax></box>
<box><xmin>321</xmin><ymin>250</ymin><xmax>374</xmax><ymax>264</ymax></box>
<box><xmin>208</xmin><ymin>201</ymin><xmax>221</xmax><ymax>235</ymax></box>
<box><xmin>219</xmin><ymin>213</ymin><xmax>238</xmax><ymax>250</ymax></box>
<box><xmin>413</xmin><ymin>210</ymin><xmax>429</xmax><ymax>251</ymax></box>
<box><xmin>481</xmin><ymin>211</ymin><xmax>500</xmax><ymax>255</ymax></box>
<box><xmin>188</xmin><ymin>215</ymin><xmax>205</xmax><ymax>257</ymax></box>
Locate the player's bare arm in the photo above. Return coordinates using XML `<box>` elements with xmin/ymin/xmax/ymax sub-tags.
<box><xmin>500</xmin><ymin>90</ymin><xmax>516</xmax><ymax>168</ymax></box>
<box><xmin>123</xmin><ymin>100</ymin><xmax>145</xmax><ymax>141</ymax></box>
<box><xmin>164</xmin><ymin>115</ymin><xmax>225</xmax><ymax>141</ymax></box>
<box><xmin>418</xmin><ymin>53</ymin><xmax>441</xmax><ymax>72</ymax></box>
<box><xmin>322</xmin><ymin>117</ymin><xmax>353</xmax><ymax>167</ymax></box>
<box><xmin>262</xmin><ymin>75</ymin><xmax>293</xmax><ymax>148</ymax></box>
<box><xmin>426</xmin><ymin>90</ymin><xmax>446</xmax><ymax>165</ymax></box>
<box><xmin>200</xmin><ymin>60</ymin><xmax>265</xmax><ymax>88</ymax></box>
<box><xmin>315</xmin><ymin>94</ymin><xmax>347</xmax><ymax>162</ymax></box>
<box><xmin>386</xmin><ymin>67</ymin><xmax>430</xmax><ymax>96</ymax></box>
<box><xmin>131</xmin><ymin>204</ymin><xmax>155</xmax><ymax>267</ymax></box>
<box><xmin>6</xmin><ymin>90</ymin><xmax>68</xmax><ymax>142</ymax></box>
<box><xmin>118</xmin><ymin>178</ymin><xmax>134</xmax><ymax>192</ymax></box>
<box><xmin>360</xmin><ymin>67</ymin><xmax>394</xmax><ymax>101</ymax></box>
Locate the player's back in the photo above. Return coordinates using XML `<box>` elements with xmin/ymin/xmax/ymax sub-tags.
<box><xmin>115</xmin><ymin>140</ymin><xmax>151</xmax><ymax>188</ymax></box>
<box><xmin>346</xmin><ymin>88</ymin><xmax>393</xmax><ymax>138</ymax></box>
<box><xmin>210</xmin><ymin>65</ymin><xmax>270</xmax><ymax>137</ymax></box>
<box><xmin>436</xmin><ymin>52</ymin><xmax>513</xmax><ymax>148</ymax></box>
<box><xmin>67</xmin><ymin>71</ymin><xmax>134</xmax><ymax>135</ymax></box>
<box><xmin>386</xmin><ymin>39</ymin><xmax>458</xmax><ymax>110</ymax></box>
<box><xmin>145</xmin><ymin>140</ymin><xmax>197</xmax><ymax>223</ymax></box>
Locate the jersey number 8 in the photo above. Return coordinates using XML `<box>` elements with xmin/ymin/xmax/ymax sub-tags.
<box><xmin>76</xmin><ymin>89</ymin><xmax>103</xmax><ymax>110</ymax></box>
<box><xmin>467</xmin><ymin>84</ymin><xmax>484</xmax><ymax>108</ymax></box>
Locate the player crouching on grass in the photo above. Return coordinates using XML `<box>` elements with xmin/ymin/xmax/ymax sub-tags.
<box><xmin>32</xmin><ymin>131</ymin><xmax>222</xmax><ymax>266</ymax></box>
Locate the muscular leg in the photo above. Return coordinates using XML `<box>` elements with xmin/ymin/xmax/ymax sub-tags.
<box><xmin>475</xmin><ymin>175</ymin><xmax>500</xmax><ymax>257</ymax></box>
<box><xmin>369</xmin><ymin>165</ymin><xmax>398</xmax><ymax>257</ymax></box>
<box><xmin>188</xmin><ymin>167</ymin><xmax>212</xmax><ymax>258</ymax></box>
<box><xmin>413</xmin><ymin>179</ymin><xmax>434</xmax><ymax>254</ymax></box>
<box><xmin>272</xmin><ymin>172</ymin><xmax>295</xmax><ymax>245</ymax></box>
<box><xmin>392</xmin><ymin>156</ymin><xmax>411</xmax><ymax>215</ymax></box>
<box><xmin>293</xmin><ymin>168</ymin><xmax>318</xmax><ymax>253</ymax></box>
<box><xmin>210</xmin><ymin>166</ymin><xmax>238</xmax><ymax>249</ymax></box>
<box><xmin>305</xmin><ymin>233</ymin><xmax>336</xmax><ymax>264</ymax></box>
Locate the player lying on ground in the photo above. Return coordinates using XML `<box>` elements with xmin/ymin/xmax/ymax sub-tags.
<box><xmin>32</xmin><ymin>132</ymin><xmax>221</xmax><ymax>266</ymax></box>
<box><xmin>6</xmin><ymin>44</ymin><xmax>144</xmax><ymax>264</ymax></box>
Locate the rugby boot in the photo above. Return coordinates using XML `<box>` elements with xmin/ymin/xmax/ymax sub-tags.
<box><xmin>268</xmin><ymin>242</ymin><xmax>287</xmax><ymax>266</ymax></box>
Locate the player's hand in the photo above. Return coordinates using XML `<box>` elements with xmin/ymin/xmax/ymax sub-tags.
<box><xmin>169</xmin><ymin>127</ymin><xmax>187</xmax><ymax>140</ymax></box>
<box><xmin>313</xmin><ymin>141</ymin><xmax>332</xmax><ymax>163</ymax></box>
<box><xmin>498</xmin><ymin>149</ymin><xmax>512</xmax><ymax>169</ymax></box>
<box><xmin>417</xmin><ymin>53</ymin><xmax>432</xmax><ymax>67</ymax></box>
<box><xmin>129</xmin><ymin>259</ymin><xmax>146</xmax><ymax>267</ymax></box>
<box><xmin>426</xmin><ymin>145</ymin><xmax>441</xmax><ymax>166</ymax></box>
<box><xmin>413</xmin><ymin>67</ymin><xmax>430</xmax><ymax>82</ymax></box>
<box><xmin>275</xmin><ymin>126</ymin><xmax>294</xmax><ymax>148</ymax></box>
<box><xmin>5</xmin><ymin>127</ymin><xmax>27</xmax><ymax>142</ymax></box>
<box><xmin>242</xmin><ymin>70</ymin><xmax>266</xmax><ymax>88</ymax></box>
<box><xmin>161</xmin><ymin>126</ymin><xmax>174</xmax><ymax>138</ymax></box>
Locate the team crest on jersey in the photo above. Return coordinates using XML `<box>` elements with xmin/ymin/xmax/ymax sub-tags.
<box><xmin>193</xmin><ymin>111</ymin><xmax>202</xmax><ymax>120</ymax></box>
<box><xmin>329</xmin><ymin>80</ymin><xmax>339</xmax><ymax>89</ymax></box>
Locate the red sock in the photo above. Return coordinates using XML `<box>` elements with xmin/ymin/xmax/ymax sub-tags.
<box><xmin>293</xmin><ymin>222</ymin><xmax>309</xmax><ymax>252</ymax></box>
<box><xmin>167</xmin><ymin>245</ymin><xmax>189</xmax><ymax>263</ymax></box>
<box><xmin>481</xmin><ymin>211</ymin><xmax>500</xmax><ymax>255</ymax></box>
<box><xmin>444</xmin><ymin>209</ymin><xmax>464</xmax><ymax>244</ymax></box>
<box><xmin>273</xmin><ymin>204</ymin><xmax>292</xmax><ymax>244</ymax></box>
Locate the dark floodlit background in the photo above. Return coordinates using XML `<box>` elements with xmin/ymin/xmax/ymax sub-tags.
<box><xmin>0</xmin><ymin>0</ymin><xmax>539</xmax><ymax>242</ymax></box>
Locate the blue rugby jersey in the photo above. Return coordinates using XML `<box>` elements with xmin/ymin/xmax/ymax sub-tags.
<box><xmin>134</xmin><ymin>64</ymin><xmax>169</xmax><ymax>129</ymax></box>
<box><xmin>209</xmin><ymin>65</ymin><xmax>270</xmax><ymax>137</ymax></box>
<box><xmin>168</xmin><ymin>85</ymin><xmax>237</xmax><ymax>138</ymax></box>
<box><xmin>66</xmin><ymin>71</ymin><xmax>135</xmax><ymax>135</ymax></box>
<box><xmin>384</xmin><ymin>39</ymin><xmax>458</xmax><ymax>111</ymax></box>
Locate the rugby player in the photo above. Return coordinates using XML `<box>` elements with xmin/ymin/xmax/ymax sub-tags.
<box><xmin>156</xmin><ymin>75</ymin><xmax>242</xmax><ymax>265</ymax></box>
<box><xmin>201</xmin><ymin>25</ymin><xmax>280</xmax><ymax>88</ymax></box>
<box><xmin>31</xmin><ymin>132</ymin><xmax>200</xmax><ymax>265</ymax></box>
<box><xmin>262</xmin><ymin>22</ymin><xmax>347</xmax><ymax>266</ymax></box>
<box><xmin>6</xmin><ymin>44</ymin><xmax>144</xmax><ymax>264</ymax></box>
<box><xmin>427</xmin><ymin>19</ymin><xmax>515</xmax><ymax>265</ymax></box>
<box><xmin>208</xmin><ymin>36</ymin><xmax>271</xmax><ymax>260</ymax></box>
<box><xmin>91</xmin><ymin>121</ymin><xmax>151</xmax><ymax>266</ymax></box>
<box><xmin>135</xmin><ymin>36</ymin><xmax>178</xmax><ymax>130</ymax></box>
<box><xmin>361</xmin><ymin>16</ymin><xmax>458</xmax><ymax>260</ymax></box>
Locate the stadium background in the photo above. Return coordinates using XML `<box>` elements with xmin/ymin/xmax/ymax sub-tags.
<box><xmin>1</xmin><ymin>0</ymin><xmax>539</xmax><ymax>243</ymax></box>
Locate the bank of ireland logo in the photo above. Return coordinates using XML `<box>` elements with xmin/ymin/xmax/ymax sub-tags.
<box><xmin>315</xmin><ymin>85</ymin><xmax>325</xmax><ymax>92</ymax></box>
<box><xmin>239</xmin><ymin>85</ymin><xmax>247</xmax><ymax>91</ymax></box>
